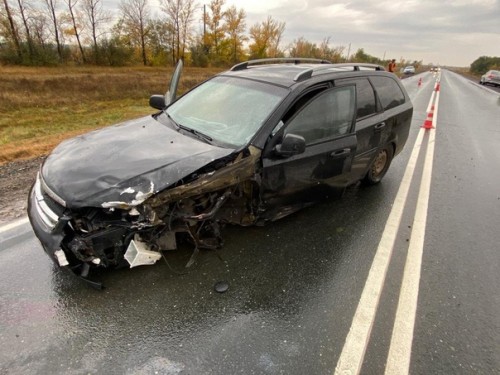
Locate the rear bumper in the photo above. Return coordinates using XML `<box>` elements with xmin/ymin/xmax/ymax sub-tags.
<box><xmin>482</xmin><ymin>77</ymin><xmax>500</xmax><ymax>86</ymax></box>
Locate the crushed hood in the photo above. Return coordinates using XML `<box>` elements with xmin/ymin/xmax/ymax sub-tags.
<box><xmin>41</xmin><ymin>115</ymin><xmax>235</xmax><ymax>208</ymax></box>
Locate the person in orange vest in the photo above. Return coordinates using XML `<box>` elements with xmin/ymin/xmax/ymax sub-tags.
<box><xmin>388</xmin><ymin>59</ymin><xmax>396</xmax><ymax>73</ymax></box>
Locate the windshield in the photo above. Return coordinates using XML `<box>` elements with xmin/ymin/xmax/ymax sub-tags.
<box><xmin>166</xmin><ymin>76</ymin><xmax>288</xmax><ymax>147</ymax></box>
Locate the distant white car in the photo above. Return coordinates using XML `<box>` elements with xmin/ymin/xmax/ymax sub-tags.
<box><xmin>479</xmin><ymin>70</ymin><xmax>500</xmax><ymax>87</ymax></box>
<box><xmin>403</xmin><ymin>66</ymin><xmax>416</xmax><ymax>75</ymax></box>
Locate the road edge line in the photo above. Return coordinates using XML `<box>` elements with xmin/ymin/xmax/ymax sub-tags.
<box><xmin>0</xmin><ymin>217</ymin><xmax>29</xmax><ymax>234</ymax></box>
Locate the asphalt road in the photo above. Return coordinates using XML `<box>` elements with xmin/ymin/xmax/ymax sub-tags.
<box><xmin>1</xmin><ymin>70</ymin><xmax>499</xmax><ymax>374</ymax></box>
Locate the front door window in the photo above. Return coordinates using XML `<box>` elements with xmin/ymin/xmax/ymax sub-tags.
<box><xmin>284</xmin><ymin>86</ymin><xmax>356</xmax><ymax>144</ymax></box>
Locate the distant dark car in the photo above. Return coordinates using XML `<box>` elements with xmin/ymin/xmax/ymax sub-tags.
<box><xmin>479</xmin><ymin>70</ymin><xmax>500</xmax><ymax>87</ymax></box>
<box><xmin>403</xmin><ymin>66</ymin><xmax>416</xmax><ymax>75</ymax></box>
<box><xmin>28</xmin><ymin>58</ymin><xmax>413</xmax><ymax>283</ymax></box>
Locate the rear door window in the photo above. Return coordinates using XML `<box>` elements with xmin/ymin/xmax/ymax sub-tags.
<box><xmin>370</xmin><ymin>76</ymin><xmax>406</xmax><ymax>111</ymax></box>
<box><xmin>336</xmin><ymin>78</ymin><xmax>376</xmax><ymax>119</ymax></box>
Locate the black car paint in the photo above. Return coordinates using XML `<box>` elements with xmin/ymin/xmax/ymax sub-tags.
<box><xmin>259</xmin><ymin>74</ymin><xmax>411</xmax><ymax>211</ymax></box>
<box><xmin>42</xmin><ymin>114</ymin><xmax>235</xmax><ymax>208</ymax></box>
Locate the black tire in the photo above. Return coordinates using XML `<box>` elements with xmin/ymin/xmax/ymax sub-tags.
<box><xmin>362</xmin><ymin>144</ymin><xmax>394</xmax><ymax>185</ymax></box>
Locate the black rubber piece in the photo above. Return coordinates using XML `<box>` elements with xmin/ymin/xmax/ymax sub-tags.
<box><xmin>214</xmin><ymin>281</ymin><xmax>229</xmax><ymax>293</ymax></box>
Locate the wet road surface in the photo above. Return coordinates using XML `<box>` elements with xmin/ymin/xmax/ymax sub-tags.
<box><xmin>1</xmin><ymin>71</ymin><xmax>499</xmax><ymax>374</ymax></box>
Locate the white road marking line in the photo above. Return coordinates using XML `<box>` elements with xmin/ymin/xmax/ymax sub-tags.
<box><xmin>334</xmin><ymin>76</ymin><xmax>441</xmax><ymax>374</ymax></box>
<box><xmin>334</xmin><ymin>129</ymin><xmax>425</xmax><ymax>375</ymax></box>
<box><xmin>385</xmin><ymin>85</ymin><xmax>440</xmax><ymax>375</ymax></box>
<box><xmin>425</xmin><ymin>89</ymin><xmax>436</xmax><ymax>114</ymax></box>
<box><xmin>0</xmin><ymin>216</ymin><xmax>29</xmax><ymax>234</ymax></box>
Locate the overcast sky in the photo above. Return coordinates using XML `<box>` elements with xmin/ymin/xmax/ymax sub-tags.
<box><xmin>146</xmin><ymin>0</ymin><xmax>500</xmax><ymax>67</ymax></box>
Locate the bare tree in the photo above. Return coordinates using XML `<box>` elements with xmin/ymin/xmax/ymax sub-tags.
<box><xmin>120</xmin><ymin>0</ymin><xmax>150</xmax><ymax>65</ymax></box>
<box><xmin>160</xmin><ymin>0</ymin><xmax>179</xmax><ymax>65</ymax></box>
<box><xmin>160</xmin><ymin>0</ymin><xmax>197</xmax><ymax>65</ymax></box>
<box><xmin>30</xmin><ymin>11</ymin><xmax>50</xmax><ymax>48</ymax></box>
<box><xmin>81</xmin><ymin>0</ymin><xmax>109</xmax><ymax>63</ymax></box>
<box><xmin>65</xmin><ymin>0</ymin><xmax>85</xmax><ymax>62</ymax></box>
<box><xmin>2</xmin><ymin>0</ymin><xmax>23</xmax><ymax>59</ymax></box>
<box><xmin>16</xmin><ymin>0</ymin><xmax>35</xmax><ymax>60</ymax></box>
<box><xmin>43</xmin><ymin>0</ymin><xmax>63</xmax><ymax>61</ymax></box>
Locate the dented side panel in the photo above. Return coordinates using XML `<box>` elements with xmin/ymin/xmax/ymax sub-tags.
<box><xmin>149</xmin><ymin>146</ymin><xmax>261</xmax><ymax>208</ymax></box>
<box><xmin>261</xmin><ymin>134</ymin><xmax>357</xmax><ymax>209</ymax></box>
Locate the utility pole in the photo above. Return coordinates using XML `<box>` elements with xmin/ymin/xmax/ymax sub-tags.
<box><xmin>203</xmin><ymin>4</ymin><xmax>208</xmax><ymax>54</ymax></box>
<box><xmin>203</xmin><ymin>4</ymin><xmax>206</xmax><ymax>40</ymax></box>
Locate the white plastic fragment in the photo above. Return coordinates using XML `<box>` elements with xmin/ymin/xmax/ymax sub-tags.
<box><xmin>54</xmin><ymin>250</ymin><xmax>69</xmax><ymax>267</ymax></box>
<box><xmin>129</xmin><ymin>208</ymin><xmax>140</xmax><ymax>216</ymax></box>
<box><xmin>124</xmin><ymin>238</ymin><xmax>161</xmax><ymax>268</ymax></box>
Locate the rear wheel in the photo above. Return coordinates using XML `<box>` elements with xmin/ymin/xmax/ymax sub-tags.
<box><xmin>362</xmin><ymin>144</ymin><xmax>394</xmax><ymax>185</ymax></box>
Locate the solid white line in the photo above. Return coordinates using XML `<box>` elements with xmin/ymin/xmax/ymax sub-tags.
<box><xmin>334</xmin><ymin>128</ymin><xmax>425</xmax><ymax>375</ymax></box>
<box><xmin>0</xmin><ymin>216</ymin><xmax>29</xmax><ymax>234</ymax></box>
<box><xmin>425</xmin><ymin>90</ymin><xmax>436</xmax><ymax>114</ymax></box>
<box><xmin>385</xmin><ymin>87</ymin><xmax>439</xmax><ymax>374</ymax></box>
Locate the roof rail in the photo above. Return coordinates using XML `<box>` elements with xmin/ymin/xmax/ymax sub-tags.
<box><xmin>317</xmin><ymin>63</ymin><xmax>385</xmax><ymax>71</ymax></box>
<box><xmin>293</xmin><ymin>63</ymin><xmax>385</xmax><ymax>82</ymax></box>
<box><xmin>230</xmin><ymin>58</ymin><xmax>332</xmax><ymax>71</ymax></box>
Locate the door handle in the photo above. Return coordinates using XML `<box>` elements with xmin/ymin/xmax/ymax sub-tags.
<box><xmin>330</xmin><ymin>148</ymin><xmax>351</xmax><ymax>158</ymax></box>
<box><xmin>375</xmin><ymin>122</ymin><xmax>386</xmax><ymax>132</ymax></box>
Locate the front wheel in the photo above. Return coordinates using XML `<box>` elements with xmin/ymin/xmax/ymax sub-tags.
<box><xmin>362</xmin><ymin>144</ymin><xmax>394</xmax><ymax>185</ymax></box>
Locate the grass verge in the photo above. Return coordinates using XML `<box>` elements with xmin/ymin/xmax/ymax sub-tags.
<box><xmin>0</xmin><ymin>66</ymin><xmax>222</xmax><ymax>165</ymax></box>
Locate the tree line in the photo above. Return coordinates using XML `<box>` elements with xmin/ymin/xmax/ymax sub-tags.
<box><xmin>1</xmin><ymin>0</ymin><xmax>422</xmax><ymax>67</ymax></box>
<box><xmin>470</xmin><ymin>56</ymin><xmax>500</xmax><ymax>75</ymax></box>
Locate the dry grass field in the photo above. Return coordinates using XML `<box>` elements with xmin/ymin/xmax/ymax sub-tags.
<box><xmin>0</xmin><ymin>66</ymin><xmax>222</xmax><ymax>165</ymax></box>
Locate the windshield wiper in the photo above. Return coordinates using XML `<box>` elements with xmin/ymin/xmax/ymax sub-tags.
<box><xmin>178</xmin><ymin>123</ymin><xmax>213</xmax><ymax>143</ymax></box>
<box><xmin>166</xmin><ymin>113</ymin><xmax>213</xmax><ymax>143</ymax></box>
<box><xmin>165</xmin><ymin>112</ymin><xmax>179</xmax><ymax>129</ymax></box>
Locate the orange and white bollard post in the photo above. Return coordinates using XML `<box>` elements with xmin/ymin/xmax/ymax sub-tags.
<box><xmin>422</xmin><ymin>104</ymin><xmax>436</xmax><ymax>129</ymax></box>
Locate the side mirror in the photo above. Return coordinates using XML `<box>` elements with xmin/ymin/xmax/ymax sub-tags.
<box><xmin>275</xmin><ymin>133</ymin><xmax>306</xmax><ymax>157</ymax></box>
<box><xmin>149</xmin><ymin>95</ymin><xmax>166</xmax><ymax>110</ymax></box>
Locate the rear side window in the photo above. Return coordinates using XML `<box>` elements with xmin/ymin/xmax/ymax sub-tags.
<box><xmin>336</xmin><ymin>78</ymin><xmax>376</xmax><ymax>119</ymax></box>
<box><xmin>370</xmin><ymin>76</ymin><xmax>406</xmax><ymax>110</ymax></box>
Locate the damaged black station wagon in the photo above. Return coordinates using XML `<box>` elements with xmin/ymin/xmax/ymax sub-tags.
<box><xmin>28</xmin><ymin>58</ymin><xmax>413</xmax><ymax>284</ymax></box>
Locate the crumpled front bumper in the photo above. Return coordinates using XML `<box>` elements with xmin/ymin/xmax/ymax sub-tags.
<box><xmin>27</xmin><ymin>181</ymin><xmax>70</xmax><ymax>267</ymax></box>
<box><xmin>28</xmin><ymin>183</ymin><xmax>106</xmax><ymax>288</ymax></box>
